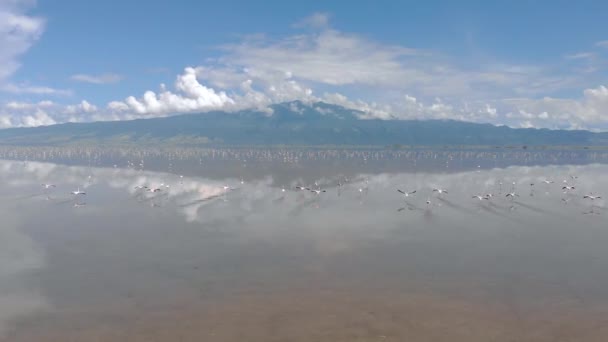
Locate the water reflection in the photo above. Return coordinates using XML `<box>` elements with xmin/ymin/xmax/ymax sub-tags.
<box><xmin>0</xmin><ymin>195</ymin><xmax>48</xmax><ymax>336</ymax></box>
<box><xmin>1</xmin><ymin>158</ymin><xmax>608</xmax><ymax>340</ymax></box>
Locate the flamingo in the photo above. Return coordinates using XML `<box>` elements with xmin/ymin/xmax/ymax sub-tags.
<box><xmin>397</xmin><ymin>189</ymin><xmax>416</xmax><ymax>197</ymax></box>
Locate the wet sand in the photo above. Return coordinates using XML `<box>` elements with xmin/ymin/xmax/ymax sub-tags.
<box><xmin>5</xmin><ymin>286</ymin><xmax>608</xmax><ymax>342</ymax></box>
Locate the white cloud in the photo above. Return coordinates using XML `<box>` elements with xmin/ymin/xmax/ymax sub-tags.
<box><xmin>564</xmin><ymin>52</ymin><xmax>594</xmax><ymax>60</ymax></box>
<box><xmin>220</xmin><ymin>29</ymin><xmax>423</xmax><ymax>88</ymax></box>
<box><xmin>498</xmin><ymin>85</ymin><xmax>608</xmax><ymax>130</ymax></box>
<box><xmin>0</xmin><ymin>1</ymin><xmax>73</xmax><ymax>98</ymax></box>
<box><xmin>0</xmin><ymin>99</ymin><xmax>97</xmax><ymax>128</ymax></box>
<box><xmin>21</xmin><ymin>109</ymin><xmax>56</xmax><ymax>126</ymax></box>
<box><xmin>319</xmin><ymin>83</ymin><xmax>608</xmax><ymax>131</ymax></box>
<box><xmin>210</xmin><ymin>18</ymin><xmax>594</xmax><ymax>102</ymax></box>
<box><xmin>1</xmin><ymin>83</ymin><xmax>72</xmax><ymax>96</ymax></box>
<box><xmin>292</xmin><ymin>12</ymin><xmax>331</xmax><ymax>29</ymax></box>
<box><xmin>322</xmin><ymin>92</ymin><xmax>393</xmax><ymax>119</ymax></box>
<box><xmin>0</xmin><ymin>108</ymin><xmax>56</xmax><ymax>128</ymax></box>
<box><xmin>0</xmin><ymin>0</ymin><xmax>44</xmax><ymax>82</ymax></box>
<box><xmin>5</xmin><ymin>100</ymin><xmax>54</xmax><ymax>110</ymax></box>
<box><xmin>64</xmin><ymin>100</ymin><xmax>98</xmax><ymax>114</ymax></box>
<box><xmin>71</xmin><ymin>73</ymin><xmax>123</xmax><ymax>84</ymax></box>
<box><xmin>595</xmin><ymin>40</ymin><xmax>608</xmax><ymax>48</ymax></box>
<box><xmin>106</xmin><ymin>67</ymin><xmax>234</xmax><ymax>116</ymax></box>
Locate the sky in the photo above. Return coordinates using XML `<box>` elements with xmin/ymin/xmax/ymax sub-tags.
<box><xmin>1</xmin><ymin>0</ymin><xmax>608</xmax><ymax>130</ymax></box>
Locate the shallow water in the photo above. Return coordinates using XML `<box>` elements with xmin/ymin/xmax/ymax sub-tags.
<box><xmin>1</xmin><ymin>153</ymin><xmax>608</xmax><ymax>341</ymax></box>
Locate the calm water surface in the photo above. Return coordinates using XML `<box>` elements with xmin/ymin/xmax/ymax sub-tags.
<box><xmin>1</xmin><ymin>152</ymin><xmax>608</xmax><ymax>341</ymax></box>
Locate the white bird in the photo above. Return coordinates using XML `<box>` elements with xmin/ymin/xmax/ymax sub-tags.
<box><xmin>397</xmin><ymin>189</ymin><xmax>416</xmax><ymax>197</ymax></box>
<box><xmin>433</xmin><ymin>188</ymin><xmax>448</xmax><ymax>194</ymax></box>
<box><xmin>562</xmin><ymin>186</ymin><xmax>575</xmax><ymax>191</ymax></box>
<box><xmin>505</xmin><ymin>192</ymin><xmax>519</xmax><ymax>198</ymax></box>
<box><xmin>358</xmin><ymin>179</ymin><xmax>369</xmax><ymax>193</ymax></box>
<box><xmin>472</xmin><ymin>195</ymin><xmax>488</xmax><ymax>200</ymax></box>
<box><xmin>42</xmin><ymin>183</ymin><xmax>56</xmax><ymax>189</ymax></box>
<box><xmin>134</xmin><ymin>185</ymin><xmax>148</xmax><ymax>190</ymax></box>
<box><xmin>542</xmin><ymin>180</ymin><xmax>554</xmax><ymax>184</ymax></box>
<box><xmin>310</xmin><ymin>189</ymin><xmax>327</xmax><ymax>195</ymax></box>
<box><xmin>583</xmin><ymin>194</ymin><xmax>602</xmax><ymax>200</ymax></box>
<box><xmin>222</xmin><ymin>185</ymin><xmax>235</xmax><ymax>191</ymax></box>
<box><xmin>71</xmin><ymin>188</ymin><xmax>86</xmax><ymax>195</ymax></box>
<box><xmin>484</xmin><ymin>193</ymin><xmax>494</xmax><ymax>199</ymax></box>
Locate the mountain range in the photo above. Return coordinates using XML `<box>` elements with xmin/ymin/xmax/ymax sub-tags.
<box><xmin>0</xmin><ymin>101</ymin><xmax>607</xmax><ymax>147</ymax></box>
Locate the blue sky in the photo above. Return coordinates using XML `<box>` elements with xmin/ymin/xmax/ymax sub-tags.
<box><xmin>1</xmin><ymin>0</ymin><xmax>608</xmax><ymax>130</ymax></box>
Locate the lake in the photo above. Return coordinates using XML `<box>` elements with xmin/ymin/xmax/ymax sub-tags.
<box><xmin>1</xmin><ymin>148</ymin><xmax>607</xmax><ymax>341</ymax></box>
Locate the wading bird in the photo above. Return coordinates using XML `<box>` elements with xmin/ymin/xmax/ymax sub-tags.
<box><xmin>397</xmin><ymin>189</ymin><xmax>416</xmax><ymax>197</ymax></box>
<box><xmin>505</xmin><ymin>192</ymin><xmax>519</xmax><ymax>199</ymax></box>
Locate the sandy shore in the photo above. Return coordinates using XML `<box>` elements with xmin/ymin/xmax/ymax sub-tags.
<box><xmin>5</xmin><ymin>287</ymin><xmax>608</xmax><ymax>342</ymax></box>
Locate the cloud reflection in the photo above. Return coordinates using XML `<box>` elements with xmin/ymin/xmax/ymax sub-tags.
<box><xmin>1</xmin><ymin>158</ymin><xmax>606</xmax><ymax>243</ymax></box>
<box><xmin>1</xmin><ymin>158</ymin><xmax>608</xmax><ymax>334</ymax></box>
<box><xmin>0</xmin><ymin>205</ymin><xmax>48</xmax><ymax>336</ymax></box>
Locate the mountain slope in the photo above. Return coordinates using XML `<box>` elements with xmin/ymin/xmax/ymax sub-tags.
<box><xmin>0</xmin><ymin>101</ymin><xmax>606</xmax><ymax>146</ymax></box>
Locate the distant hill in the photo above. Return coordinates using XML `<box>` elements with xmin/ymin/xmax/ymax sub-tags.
<box><xmin>0</xmin><ymin>101</ymin><xmax>607</xmax><ymax>146</ymax></box>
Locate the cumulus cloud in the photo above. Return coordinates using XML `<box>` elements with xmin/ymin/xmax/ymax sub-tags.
<box><xmin>0</xmin><ymin>107</ymin><xmax>56</xmax><ymax>128</ymax></box>
<box><xmin>321</xmin><ymin>92</ymin><xmax>504</xmax><ymax>124</ymax></box>
<box><xmin>106</xmin><ymin>67</ymin><xmax>234</xmax><ymax>116</ymax></box>
<box><xmin>499</xmin><ymin>85</ymin><xmax>608</xmax><ymax>130</ymax></box>
<box><xmin>0</xmin><ymin>99</ymin><xmax>100</xmax><ymax>128</ymax></box>
<box><xmin>64</xmin><ymin>100</ymin><xmax>98</xmax><ymax>114</ymax></box>
<box><xmin>319</xmin><ymin>83</ymin><xmax>608</xmax><ymax>131</ymax></box>
<box><xmin>70</xmin><ymin>73</ymin><xmax>123</xmax><ymax>84</ymax></box>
